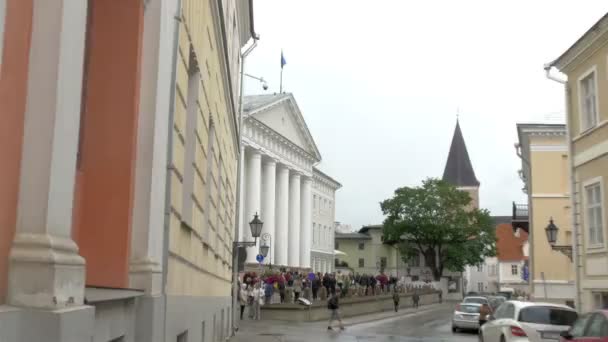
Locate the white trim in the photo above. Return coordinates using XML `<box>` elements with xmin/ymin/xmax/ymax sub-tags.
<box><xmin>530</xmin><ymin>145</ymin><xmax>568</xmax><ymax>152</ymax></box>
<box><xmin>574</xmin><ymin>138</ymin><xmax>608</xmax><ymax>167</ymax></box>
<box><xmin>582</xmin><ymin>176</ymin><xmax>606</xmax><ymax>252</ymax></box>
<box><xmin>531</xmin><ymin>193</ymin><xmax>570</xmax><ymax>198</ymax></box>
<box><xmin>533</xmin><ymin>280</ymin><xmax>573</xmax><ymax>285</ymax></box>
<box><xmin>577</xmin><ymin>65</ymin><xmax>600</xmax><ymax>134</ymax></box>
<box><xmin>310</xmin><ymin>249</ymin><xmax>334</xmax><ymax>255</ymax></box>
<box><xmin>573</xmin><ymin>120</ymin><xmax>608</xmax><ymax>142</ymax></box>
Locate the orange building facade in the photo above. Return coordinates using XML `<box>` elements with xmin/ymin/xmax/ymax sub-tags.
<box><xmin>0</xmin><ymin>1</ymin><xmax>255</xmax><ymax>341</ymax></box>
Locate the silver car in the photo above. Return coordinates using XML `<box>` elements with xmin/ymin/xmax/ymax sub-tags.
<box><xmin>452</xmin><ymin>302</ymin><xmax>482</xmax><ymax>332</ymax></box>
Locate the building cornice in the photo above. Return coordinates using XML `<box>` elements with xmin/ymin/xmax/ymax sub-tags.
<box><xmin>313</xmin><ymin>167</ymin><xmax>342</xmax><ymax>190</ymax></box>
<box><xmin>551</xmin><ymin>13</ymin><xmax>608</xmax><ymax>73</ymax></box>
<box><xmin>245</xmin><ymin>93</ymin><xmax>322</xmax><ymax>161</ymax></box>
<box><xmin>243</xmin><ymin>119</ymin><xmax>315</xmax><ymax>177</ymax></box>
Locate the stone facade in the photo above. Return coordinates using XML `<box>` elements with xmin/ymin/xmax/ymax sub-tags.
<box><xmin>311</xmin><ymin>168</ymin><xmax>341</xmax><ymax>273</ymax></box>
<box><xmin>239</xmin><ymin>93</ymin><xmax>340</xmax><ymax>270</ymax></box>
<box><xmin>549</xmin><ymin>14</ymin><xmax>608</xmax><ymax>311</ymax></box>
<box><xmin>0</xmin><ymin>0</ymin><xmax>255</xmax><ymax>341</ymax></box>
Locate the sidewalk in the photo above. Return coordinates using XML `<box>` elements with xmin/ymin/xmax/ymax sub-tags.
<box><xmin>231</xmin><ymin>302</ymin><xmax>454</xmax><ymax>341</ymax></box>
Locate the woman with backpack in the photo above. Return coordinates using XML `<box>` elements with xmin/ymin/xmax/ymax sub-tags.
<box><xmin>327</xmin><ymin>291</ymin><xmax>345</xmax><ymax>331</ymax></box>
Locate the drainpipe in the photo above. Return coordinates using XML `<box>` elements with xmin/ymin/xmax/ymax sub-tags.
<box><xmin>544</xmin><ymin>64</ymin><xmax>582</xmax><ymax>311</ymax></box>
<box><xmin>231</xmin><ymin>37</ymin><xmax>258</xmax><ymax>336</ymax></box>
<box><xmin>515</xmin><ymin>143</ymin><xmax>533</xmax><ymax>299</ymax></box>
<box><xmin>162</xmin><ymin>0</ymin><xmax>182</xmax><ymax>339</ymax></box>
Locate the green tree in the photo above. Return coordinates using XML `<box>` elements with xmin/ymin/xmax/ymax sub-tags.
<box><xmin>380</xmin><ymin>178</ymin><xmax>496</xmax><ymax>281</ymax></box>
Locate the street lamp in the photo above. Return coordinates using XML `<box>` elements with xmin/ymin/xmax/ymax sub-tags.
<box><xmin>545</xmin><ymin>217</ymin><xmax>558</xmax><ymax>245</ymax></box>
<box><xmin>544</xmin><ymin>217</ymin><xmax>572</xmax><ymax>262</ymax></box>
<box><xmin>233</xmin><ymin>213</ymin><xmax>264</xmax><ymax>249</ymax></box>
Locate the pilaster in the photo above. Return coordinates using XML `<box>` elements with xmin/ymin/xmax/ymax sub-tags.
<box><xmin>8</xmin><ymin>0</ymin><xmax>88</xmax><ymax>309</ymax></box>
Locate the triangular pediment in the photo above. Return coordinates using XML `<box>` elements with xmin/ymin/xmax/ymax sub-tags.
<box><xmin>243</xmin><ymin>94</ymin><xmax>321</xmax><ymax>160</ymax></box>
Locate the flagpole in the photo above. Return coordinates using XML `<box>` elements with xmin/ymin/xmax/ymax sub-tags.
<box><xmin>280</xmin><ymin>67</ymin><xmax>283</xmax><ymax>94</ymax></box>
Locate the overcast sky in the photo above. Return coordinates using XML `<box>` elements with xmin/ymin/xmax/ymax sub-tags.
<box><xmin>243</xmin><ymin>1</ymin><xmax>608</xmax><ymax>231</ymax></box>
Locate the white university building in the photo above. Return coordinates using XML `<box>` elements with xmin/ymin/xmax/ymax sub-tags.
<box><xmin>239</xmin><ymin>93</ymin><xmax>341</xmax><ymax>272</ymax></box>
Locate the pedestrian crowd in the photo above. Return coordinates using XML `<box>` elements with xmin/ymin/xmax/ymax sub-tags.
<box><xmin>237</xmin><ymin>269</ymin><xmax>436</xmax><ymax>321</ymax></box>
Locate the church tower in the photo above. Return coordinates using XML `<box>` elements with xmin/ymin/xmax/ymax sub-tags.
<box><xmin>442</xmin><ymin>120</ymin><xmax>480</xmax><ymax>209</ymax></box>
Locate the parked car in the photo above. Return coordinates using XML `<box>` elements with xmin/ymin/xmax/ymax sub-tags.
<box><xmin>463</xmin><ymin>296</ymin><xmax>490</xmax><ymax>306</ymax></box>
<box><xmin>559</xmin><ymin>310</ymin><xmax>608</xmax><ymax>341</ymax></box>
<box><xmin>479</xmin><ymin>301</ymin><xmax>578</xmax><ymax>342</ymax></box>
<box><xmin>452</xmin><ymin>302</ymin><xmax>482</xmax><ymax>332</ymax></box>
<box><xmin>488</xmin><ymin>296</ymin><xmax>507</xmax><ymax>311</ymax></box>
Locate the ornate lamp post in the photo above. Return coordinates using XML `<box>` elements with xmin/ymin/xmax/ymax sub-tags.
<box><xmin>545</xmin><ymin>217</ymin><xmax>572</xmax><ymax>262</ymax></box>
<box><xmin>233</xmin><ymin>213</ymin><xmax>264</xmax><ymax>249</ymax></box>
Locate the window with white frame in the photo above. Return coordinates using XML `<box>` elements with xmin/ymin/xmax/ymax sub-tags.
<box><xmin>579</xmin><ymin>70</ymin><xmax>598</xmax><ymax>131</ymax></box>
<box><xmin>313</xmin><ymin>223</ymin><xmax>317</xmax><ymax>245</ymax></box>
<box><xmin>478</xmin><ymin>282</ymin><xmax>484</xmax><ymax>292</ymax></box>
<box><xmin>477</xmin><ymin>264</ymin><xmax>483</xmax><ymax>272</ymax></box>
<box><xmin>511</xmin><ymin>264</ymin><xmax>518</xmax><ymax>275</ymax></box>
<box><xmin>586</xmin><ymin>181</ymin><xmax>604</xmax><ymax>246</ymax></box>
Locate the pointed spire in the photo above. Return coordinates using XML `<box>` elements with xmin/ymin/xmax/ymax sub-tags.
<box><xmin>442</xmin><ymin>119</ymin><xmax>480</xmax><ymax>187</ymax></box>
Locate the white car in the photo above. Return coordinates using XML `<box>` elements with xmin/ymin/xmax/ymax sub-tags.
<box><xmin>452</xmin><ymin>302</ymin><xmax>482</xmax><ymax>332</ymax></box>
<box><xmin>479</xmin><ymin>301</ymin><xmax>578</xmax><ymax>342</ymax></box>
<box><xmin>464</xmin><ymin>296</ymin><xmax>490</xmax><ymax>306</ymax></box>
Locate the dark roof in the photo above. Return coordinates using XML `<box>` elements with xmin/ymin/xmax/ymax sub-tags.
<box><xmin>442</xmin><ymin>120</ymin><xmax>480</xmax><ymax>187</ymax></box>
<box><xmin>243</xmin><ymin>93</ymin><xmax>291</xmax><ymax>113</ymax></box>
<box><xmin>335</xmin><ymin>232</ymin><xmax>372</xmax><ymax>240</ymax></box>
<box><xmin>358</xmin><ymin>224</ymin><xmax>383</xmax><ymax>234</ymax></box>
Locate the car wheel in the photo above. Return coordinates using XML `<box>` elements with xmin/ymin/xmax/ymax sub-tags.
<box><xmin>452</xmin><ymin>326</ymin><xmax>458</xmax><ymax>333</ymax></box>
<box><xmin>499</xmin><ymin>335</ymin><xmax>506</xmax><ymax>342</ymax></box>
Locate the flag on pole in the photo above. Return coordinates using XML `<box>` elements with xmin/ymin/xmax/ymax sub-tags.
<box><xmin>281</xmin><ymin>50</ymin><xmax>287</xmax><ymax>68</ymax></box>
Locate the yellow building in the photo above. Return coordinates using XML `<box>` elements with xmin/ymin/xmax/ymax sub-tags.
<box><xmin>166</xmin><ymin>0</ymin><xmax>255</xmax><ymax>340</ymax></box>
<box><xmin>547</xmin><ymin>12</ymin><xmax>608</xmax><ymax>312</ymax></box>
<box><xmin>516</xmin><ymin>124</ymin><xmax>574</xmax><ymax>305</ymax></box>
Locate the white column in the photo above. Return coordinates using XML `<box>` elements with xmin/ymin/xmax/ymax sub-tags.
<box><xmin>129</xmin><ymin>0</ymin><xmax>174</xmax><ymax>295</ymax></box>
<box><xmin>274</xmin><ymin>165</ymin><xmax>289</xmax><ymax>267</ymax></box>
<box><xmin>245</xmin><ymin>149</ymin><xmax>262</xmax><ymax>263</ymax></box>
<box><xmin>299</xmin><ymin>177</ymin><xmax>312</xmax><ymax>268</ymax></box>
<box><xmin>8</xmin><ymin>0</ymin><xmax>88</xmax><ymax>309</ymax></box>
<box><xmin>261</xmin><ymin>159</ymin><xmax>276</xmax><ymax>264</ymax></box>
<box><xmin>288</xmin><ymin>172</ymin><xmax>301</xmax><ymax>267</ymax></box>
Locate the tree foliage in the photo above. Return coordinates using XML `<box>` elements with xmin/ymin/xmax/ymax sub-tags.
<box><xmin>381</xmin><ymin>178</ymin><xmax>496</xmax><ymax>281</ymax></box>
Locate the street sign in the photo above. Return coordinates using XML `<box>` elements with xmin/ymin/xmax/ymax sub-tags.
<box><xmin>256</xmin><ymin>254</ymin><xmax>264</xmax><ymax>263</ymax></box>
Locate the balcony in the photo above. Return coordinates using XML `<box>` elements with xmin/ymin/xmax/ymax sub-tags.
<box><xmin>512</xmin><ymin>202</ymin><xmax>529</xmax><ymax>233</ymax></box>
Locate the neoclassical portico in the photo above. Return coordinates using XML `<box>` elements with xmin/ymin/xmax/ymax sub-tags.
<box><xmin>240</xmin><ymin>93</ymin><xmax>325</xmax><ymax>269</ymax></box>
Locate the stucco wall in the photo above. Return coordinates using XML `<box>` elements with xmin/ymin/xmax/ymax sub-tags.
<box><xmin>167</xmin><ymin>0</ymin><xmax>238</xmax><ymax>298</ymax></box>
<box><xmin>528</xmin><ymin>133</ymin><xmax>574</xmax><ymax>293</ymax></box>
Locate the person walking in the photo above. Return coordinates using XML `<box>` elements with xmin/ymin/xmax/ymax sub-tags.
<box><xmin>239</xmin><ymin>283</ymin><xmax>248</xmax><ymax>320</ymax></box>
<box><xmin>412</xmin><ymin>292</ymin><xmax>420</xmax><ymax>308</ymax></box>
<box><xmin>327</xmin><ymin>291</ymin><xmax>344</xmax><ymax>331</ymax></box>
<box><xmin>252</xmin><ymin>282</ymin><xmax>263</xmax><ymax>320</ymax></box>
<box><xmin>478</xmin><ymin>303</ymin><xmax>492</xmax><ymax>330</ymax></box>
<box><xmin>312</xmin><ymin>275</ymin><xmax>320</xmax><ymax>300</ymax></box>
<box><xmin>247</xmin><ymin>285</ymin><xmax>255</xmax><ymax>319</ymax></box>
<box><xmin>294</xmin><ymin>275</ymin><xmax>302</xmax><ymax>302</ymax></box>
<box><xmin>392</xmin><ymin>289</ymin><xmax>400</xmax><ymax>312</ymax></box>
<box><xmin>264</xmin><ymin>281</ymin><xmax>273</xmax><ymax>305</ymax></box>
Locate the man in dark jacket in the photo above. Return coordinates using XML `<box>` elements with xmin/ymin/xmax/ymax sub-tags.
<box><xmin>312</xmin><ymin>275</ymin><xmax>321</xmax><ymax>300</ymax></box>
<box><xmin>327</xmin><ymin>291</ymin><xmax>344</xmax><ymax>331</ymax></box>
